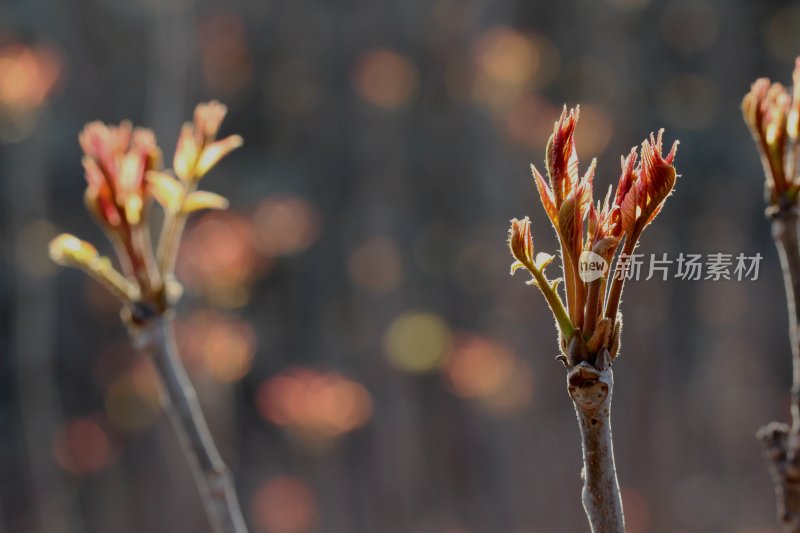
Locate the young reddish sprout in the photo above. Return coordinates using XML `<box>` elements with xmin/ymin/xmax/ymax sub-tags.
<box><xmin>743</xmin><ymin>58</ymin><xmax>800</xmax><ymax>210</ymax></box>
<box><xmin>49</xmin><ymin>101</ymin><xmax>242</xmax><ymax>316</ymax></box>
<box><xmin>508</xmin><ymin>217</ymin><xmax>569</xmax><ymax>335</ymax></box>
<box><xmin>508</xmin><ymin>105</ymin><xmax>680</xmax><ymax>532</ymax></box>
<box><xmin>509</xmin><ymin>106</ymin><xmax>679</xmax><ymax>366</ymax></box>
<box><xmin>743</xmin><ymin>57</ymin><xmax>800</xmax><ymax>531</ymax></box>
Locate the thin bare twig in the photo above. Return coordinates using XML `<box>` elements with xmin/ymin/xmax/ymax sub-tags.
<box><xmin>131</xmin><ymin>313</ymin><xmax>248</xmax><ymax>533</ymax></box>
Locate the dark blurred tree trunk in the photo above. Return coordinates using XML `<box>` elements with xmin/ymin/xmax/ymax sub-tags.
<box><xmin>5</xmin><ymin>114</ymin><xmax>86</xmax><ymax>533</ymax></box>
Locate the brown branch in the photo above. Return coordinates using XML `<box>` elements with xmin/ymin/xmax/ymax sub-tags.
<box><xmin>759</xmin><ymin>422</ymin><xmax>800</xmax><ymax>531</ymax></box>
<box><xmin>761</xmin><ymin>206</ymin><xmax>800</xmax><ymax>531</ymax></box>
<box><xmin>774</xmin><ymin>208</ymin><xmax>800</xmax><ymax>432</ymax></box>
<box><xmin>567</xmin><ymin>349</ymin><xmax>625</xmax><ymax>533</ymax></box>
<box><xmin>132</xmin><ymin>313</ymin><xmax>248</xmax><ymax>533</ymax></box>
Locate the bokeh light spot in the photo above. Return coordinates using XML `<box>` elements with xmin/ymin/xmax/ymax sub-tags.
<box><xmin>572</xmin><ymin>104</ymin><xmax>614</xmax><ymax>158</ymax></box>
<box><xmin>348</xmin><ymin>236</ymin><xmax>404</xmax><ymax>294</ymax></box>
<box><xmin>504</xmin><ymin>95</ymin><xmax>560</xmax><ymax>149</ymax></box>
<box><xmin>256</xmin><ymin>368</ymin><xmax>372</xmax><ymax>442</ymax></box>
<box><xmin>383</xmin><ymin>312</ymin><xmax>452</xmax><ymax>373</ymax></box>
<box><xmin>251</xmin><ymin>476</ymin><xmax>317</xmax><ymax>533</ymax></box>
<box><xmin>0</xmin><ymin>43</ymin><xmax>60</xmax><ymax>111</ymax></box>
<box><xmin>0</xmin><ymin>42</ymin><xmax>61</xmax><ymax>141</ymax></box>
<box><xmin>176</xmin><ymin>310</ymin><xmax>257</xmax><ymax>383</ymax></box>
<box><xmin>472</xmin><ymin>28</ymin><xmax>558</xmax><ymax>112</ymax></box>
<box><xmin>475</xmin><ymin>27</ymin><xmax>540</xmax><ymax>89</ymax></box>
<box><xmin>352</xmin><ymin>49</ymin><xmax>419</xmax><ymax>109</ymax></box>
<box><xmin>178</xmin><ymin>212</ymin><xmax>264</xmax><ymax>308</ymax></box>
<box><xmin>205</xmin><ymin>322</ymin><xmax>256</xmax><ymax>382</ymax></box>
<box><xmin>252</xmin><ymin>195</ymin><xmax>319</xmax><ymax>257</ymax></box>
<box><xmin>444</xmin><ymin>335</ymin><xmax>514</xmax><ymax>398</ymax></box>
<box><xmin>53</xmin><ymin>417</ymin><xmax>119</xmax><ymax>476</ymax></box>
<box><xmin>443</xmin><ymin>334</ymin><xmax>533</xmax><ymax>415</ymax></box>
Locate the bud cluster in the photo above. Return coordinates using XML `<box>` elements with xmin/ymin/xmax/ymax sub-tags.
<box><xmin>509</xmin><ymin>106</ymin><xmax>680</xmax><ymax>365</ymax></box>
<box><xmin>50</xmin><ymin>101</ymin><xmax>242</xmax><ymax>316</ymax></box>
<box><xmin>742</xmin><ymin>58</ymin><xmax>800</xmax><ymax>209</ymax></box>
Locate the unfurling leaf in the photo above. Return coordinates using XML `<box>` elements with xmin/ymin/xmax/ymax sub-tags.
<box><xmin>546</xmin><ymin>106</ymin><xmax>580</xmax><ymax>206</ymax></box>
<box><xmin>147</xmin><ymin>171</ymin><xmax>184</xmax><ymax>214</ymax></box>
<box><xmin>742</xmin><ymin>77</ymin><xmax>793</xmax><ymax>203</ymax></box>
<box><xmin>193</xmin><ymin>100</ymin><xmax>228</xmax><ymax>141</ymax></box>
<box><xmin>182</xmin><ymin>190</ymin><xmax>230</xmax><ymax>213</ymax></box>
<box><xmin>194</xmin><ymin>135</ymin><xmax>243</xmax><ymax>179</ymax></box>
<box><xmin>510</xmin><ymin>260</ymin><xmax>527</xmax><ymax>275</ymax></box>
<box><xmin>620</xmin><ymin>183</ymin><xmax>638</xmax><ymax>237</ymax></box>
<box><xmin>557</xmin><ymin>196</ymin><xmax>579</xmax><ymax>254</ymax></box>
<box><xmin>637</xmin><ymin>131</ymin><xmax>679</xmax><ymax>231</ymax></box>
<box><xmin>577</xmin><ymin>159</ymin><xmax>596</xmax><ymax>218</ymax></box>
<box><xmin>508</xmin><ymin>217</ymin><xmax>535</xmax><ymax>269</ymax></box>
<box><xmin>173</xmin><ymin>124</ymin><xmax>200</xmax><ymax>181</ymax></box>
<box><xmin>49</xmin><ymin>233</ymin><xmax>139</xmax><ymax>302</ymax></box>
<box><xmin>534</xmin><ymin>251</ymin><xmax>555</xmax><ymax>270</ymax></box>
<box><xmin>532</xmin><ymin>164</ymin><xmax>557</xmax><ymax>227</ymax></box>
<box><xmin>49</xmin><ymin>233</ymin><xmax>98</xmax><ymax>268</ymax></box>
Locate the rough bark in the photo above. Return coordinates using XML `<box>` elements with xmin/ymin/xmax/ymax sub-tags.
<box><xmin>567</xmin><ymin>349</ymin><xmax>625</xmax><ymax>533</ymax></box>
<box><xmin>759</xmin><ymin>422</ymin><xmax>800</xmax><ymax>531</ymax></box>
<box><xmin>132</xmin><ymin>314</ymin><xmax>249</xmax><ymax>533</ymax></box>
<box><xmin>760</xmin><ymin>207</ymin><xmax>800</xmax><ymax>532</ymax></box>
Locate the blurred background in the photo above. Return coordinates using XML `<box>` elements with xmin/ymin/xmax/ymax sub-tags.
<box><xmin>0</xmin><ymin>0</ymin><xmax>797</xmax><ymax>531</ymax></box>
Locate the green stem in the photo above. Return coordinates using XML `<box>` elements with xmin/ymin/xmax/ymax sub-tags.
<box><xmin>529</xmin><ymin>265</ymin><xmax>574</xmax><ymax>340</ymax></box>
<box><xmin>156</xmin><ymin>182</ymin><xmax>196</xmax><ymax>279</ymax></box>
